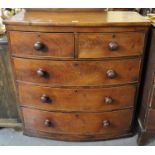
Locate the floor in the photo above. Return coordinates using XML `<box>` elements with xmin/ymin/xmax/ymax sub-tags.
<box><xmin>0</xmin><ymin>128</ymin><xmax>155</xmax><ymax>146</ymax></box>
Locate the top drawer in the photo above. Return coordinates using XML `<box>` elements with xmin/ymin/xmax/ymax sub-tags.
<box><xmin>78</xmin><ymin>32</ymin><xmax>145</xmax><ymax>58</ymax></box>
<box><xmin>9</xmin><ymin>32</ymin><xmax>74</xmax><ymax>58</ymax></box>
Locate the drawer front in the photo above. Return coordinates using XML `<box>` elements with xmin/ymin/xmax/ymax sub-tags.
<box><xmin>22</xmin><ymin>108</ymin><xmax>133</xmax><ymax>134</ymax></box>
<box><xmin>13</xmin><ymin>58</ymin><xmax>141</xmax><ymax>86</ymax></box>
<box><xmin>18</xmin><ymin>83</ymin><xmax>136</xmax><ymax>112</ymax></box>
<box><xmin>9</xmin><ymin>32</ymin><xmax>74</xmax><ymax>58</ymax></box>
<box><xmin>147</xmin><ymin>109</ymin><xmax>155</xmax><ymax>130</ymax></box>
<box><xmin>150</xmin><ymin>85</ymin><xmax>155</xmax><ymax>109</ymax></box>
<box><xmin>78</xmin><ymin>32</ymin><xmax>145</xmax><ymax>58</ymax></box>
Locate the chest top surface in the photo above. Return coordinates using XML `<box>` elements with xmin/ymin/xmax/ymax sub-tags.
<box><xmin>4</xmin><ymin>9</ymin><xmax>150</xmax><ymax>27</ymax></box>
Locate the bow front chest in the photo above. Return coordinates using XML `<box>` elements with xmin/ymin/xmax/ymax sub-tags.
<box><xmin>4</xmin><ymin>9</ymin><xmax>150</xmax><ymax>141</ymax></box>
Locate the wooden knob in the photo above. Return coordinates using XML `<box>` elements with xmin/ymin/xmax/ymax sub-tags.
<box><xmin>106</xmin><ymin>69</ymin><xmax>117</xmax><ymax>79</ymax></box>
<box><xmin>36</xmin><ymin>69</ymin><xmax>47</xmax><ymax>77</ymax></box>
<box><xmin>34</xmin><ymin>41</ymin><xmax>44</xmax><ymax>51</ymax></box>
<box><xmin>44</xmin><ymin>119</ymin><xmax>54</xmax><ymax>127</ymax></box>
<box><xmin>41</xmin><ymin>94</ymin><xmax>52</xmax><ymax>103</ymax></box>
<box><xmin>105</xmin><ymin>96</ymin><xmax>113</xmax><ymax>104</ymax></box>
<box><xmin>103</xmin><ymin>120</ymin><xmax>110</xmax><ymax>128</ymax></box>
<box><xmin>108</xmin><ymin>42</ymin><xmax>119</xmax><ymax>51</ymax></box>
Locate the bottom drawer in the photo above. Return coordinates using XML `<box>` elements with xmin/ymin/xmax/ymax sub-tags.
<box><xmin>22</xmin><ymin>108</ymin><xmax>133</xmax><ymax>135</ymax></box>
<box><xmin>147</xmin><ymin>109</ymin><xmax>155</xmax><ymax>130</ymax></box>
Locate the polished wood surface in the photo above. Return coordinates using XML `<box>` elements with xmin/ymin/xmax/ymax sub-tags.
<box><xmin>23</xmin><ymin>129</ymin><xmax>133</xmax><ymax>141</ymax></box>
<box><xmin>4</xmin><ymin>10</ymin><xmax>150</xmax><ymax>27</ymax></box>
<box><xmin>79</xmin><ymin>32</ymin><xmax>145</xmax><ymax>58</ymax></box>
<box><xmin>13</xmin><ymin>58</ymin><xmax>141</xmax><ymax>86</ymax></box>
<box><xmin>9</xmin><ymin>31</ymin><xmax>74</xmax><ymax>58</ymax></box>
<box><xmin>18</xmin><ymin>83</ymin><xmax>136</xmax><ymax>112</ymax></box>
<box><xmin>4</xmin><ymin>9</ymin><xmax>149</xmax><ymax>141</ymax></box>
<box><xmin>9</xmin><ymin>31</ymin><xmax>145</xmax><ymax>59</ymax></box>
<box><xmin>6</xmin><ymin>25</ymin><xmax>149</xmax><ymax>33</ymax></box>
<box><xmin>22</xmin><ymin>107</ymin><xmax>133</xmax><ymax>135</ymax></box>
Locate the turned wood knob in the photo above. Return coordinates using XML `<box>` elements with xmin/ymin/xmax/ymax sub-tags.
<box><xmin>105</xmin><ymin>96</ymin><xmax>113</xmax><ymax>104</ymax></box>
<box><xmin>41</xmin><ymin>94</ymin><xmax>52</xmax><ymax>103</ymax></box>
<box><xmin>36</xmin><ymin>69</ymin><xmax>47</xmax><ymax>77</ymax></box>
<box><xmin>44</xmin><ymin>119</ymin><xmax>54</xmax><ymax>127</ymax></box>
<box><xmin>34</xmin><ymin>41</ymin><xmax>45</xmax><ymax>51</ymax></box>
<box><xmin>106</xmin><ymin>69</ymin><xmax>117</xmax><ymax>79</ymax></box>
<box><xmin>108</xmin><ymin>42</ymin><xmax>119</xmax><ymax>51</ymax></box>
<box><xmin>103</xmin><ymin>120</ymin><xmax>110</xmax><ymax>128</ymax></box>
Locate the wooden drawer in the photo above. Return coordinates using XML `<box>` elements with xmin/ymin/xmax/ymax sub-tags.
<box><xmin>78</xmin><ymin>32</ymin><xmax>145</xmax><ymax>58</ymax></box>
<box><xmin>22</xmin><ymin>108</ymin><xmax>133</xmax><ymax>135</ymax></box>
<box><xmin>13</xmin><ymin>58</ymin><xmax>141</xmax><ymax>86</ymax></box>
<box><xmin>150</xmin><ymin>85</ymin><xmax>155</xmax><ymax>109</ymax></box>
<box><xmin>9</xmin><ymin>31</ymin><xmax>74</xmax><ymax>58</ymax></box>
<box><xmin>18</xmin><ymin>83</ymin><xmax>136</xmax><ymax>112</ymax></box>
<box><xmin>146</xmin><ymin>109</ymin><xmax>155</xmax><ymax>130</ymax></box>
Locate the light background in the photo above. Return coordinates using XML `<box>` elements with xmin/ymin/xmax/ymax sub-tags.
<box><xmin>0</xmin><ymin>0</ymin><xmax>155</xmax><ymax>8</ymax></box>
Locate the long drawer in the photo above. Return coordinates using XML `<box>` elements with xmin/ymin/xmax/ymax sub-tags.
<box><xmin>13</xmin><ymin>58</ymin><xmax>141</xmax><ymax>86</ymax></box>
<box><xmin>22</xmin><ymin>107</ymin><xmax>133</xmax><ymax>135</ymax></box>
<box><xmin>18</xmin><ymin>83</ymin><xmax>136</xmax><ymax>112</ymax></box>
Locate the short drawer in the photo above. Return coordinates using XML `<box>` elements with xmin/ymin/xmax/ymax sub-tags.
<box><xmin>78</xmin><ymin>32</ymin><xmax>145</xmax><ymax>58</ymax></box>
<box><xmin>18</xmin><ymin>83</ymin><xmax>136</xmax><ymax>112</ymax></box>
<box><xmin>149</xmin><ymin>85</ymin><xmax>155</xmax><ymax>109</ymax></box>
<box><xmin>22</xmin><ymin>108</ymin><xmax>133</xmax><ymax>135</ymax></box>
<box><xmin>13</xmin><ymin>58</ymin><xmax>141</xmax><ymax>86</ymax></box>
<box><xmin>146</xmin><ymin>109</ymin><xmax>155</xmax><ymax>130</ymax></box>
<box><xmin>9</xmin><ymin>31</ymin><xmax>74</xmax><ymax>58</ymax></box>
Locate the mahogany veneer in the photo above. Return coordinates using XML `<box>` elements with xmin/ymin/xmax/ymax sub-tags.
<box><xmin>13</xmin><ymin>58</ymin><xmax>141</xmax><ymax>86</ymax></box>
<box><xmin>4</xmin><ymin>9</ymin><xmax>150</xmax><ymax>141</ymax></box>
<box><xmin>9</xmin><ymin>32</ymin><xmax>74</xmax><ymax>58</ymax></box>
<box><xmin>78</xmin><ymin>32</ymin><xmax>145</xmax><ymax>58</ymax></box>
<box><xmin>18</xmin><ymin>83</ymin><xmax>136</xmax><ymax>112</ymax></box>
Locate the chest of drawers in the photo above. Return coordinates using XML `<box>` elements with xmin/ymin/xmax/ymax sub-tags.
<box><xmin>4</xmin><ymin>9</ymin><xmax>150</xmax><ymax>141</ymax></box>
<box><xmin>138</xmin><ymin>25</ymin><xmax>155</xmax><ymax>145</ymax></box>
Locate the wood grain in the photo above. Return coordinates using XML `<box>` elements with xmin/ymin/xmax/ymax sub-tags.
<box><xmin>23</xmin><ymin>128</ymin><xmax>133</xmax><ymax>141</ymax></box>
<box><xmin>9</xmin><ymin>31</ymin><xmax>74</xmax><ymax>58</ymax></box>
<box><xmin>4</xmin><ymin>9</ymin><xmax>149</xmax><ymax>141</ymax></box>
<box><xmin>22</xmin><ymin>107</ymin><xmax>133</xmax><ymax>135</ymax></box>
<box><xmin>13</xmin><ymin>58</ymin><xmax>141</xmax><ymax>86</ymax></box>
<box><xmin>6</xmin><ymin>25</ymin><xmax>148</xmax><ymax>33</ymax></box>
<box><xmin>4</xmin><ymin>10</ymin><xmax>150</xmax><ymax>27</ymax></box>
<box><xmin>18</xmin><ymin>83</ymin><xmax>137</xmax><ymax>112</ymax></box>
<box><xmin>78</xmin><ymin>32</ymin><xmax>145</xmax><ymax>58</ymax></box>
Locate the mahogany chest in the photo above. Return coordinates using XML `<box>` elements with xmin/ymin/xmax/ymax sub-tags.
<box><xmin>4</xmin><ymin>9</ymin><xmax>150</xmax><ymax>141</ymax></box>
